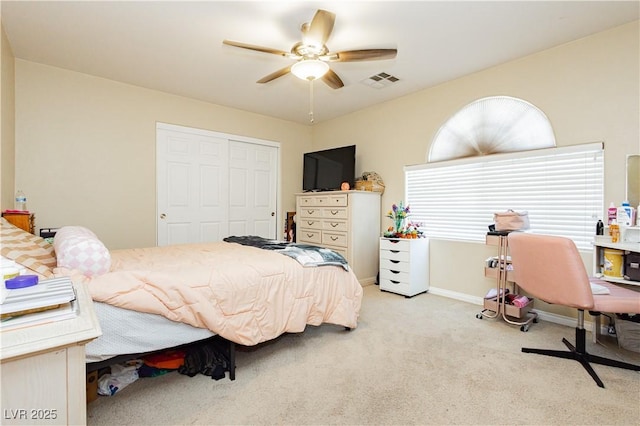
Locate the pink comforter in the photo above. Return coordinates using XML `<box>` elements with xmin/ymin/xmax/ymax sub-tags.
<box><xmin>65</xmin><ymin>242</ymin><xmax>363</xmax><ymax>346</ymax></box>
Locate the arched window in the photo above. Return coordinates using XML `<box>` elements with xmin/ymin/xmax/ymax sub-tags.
<box><xmin>406</xmin><ymin>97</ymin><xmax>603</xmax><ymax>250</ymax></box>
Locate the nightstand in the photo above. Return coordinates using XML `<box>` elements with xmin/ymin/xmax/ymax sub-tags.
<box><xmin>379</xmin><ymin>237</ymin><xmax>429</xmax><ymax>297</ymax></box>
<box><xmin>2</xmin><ymin>212</ymin><xmax>35</xmax><ymax>234</ymax></box>
<box><xmin>0</xmin><ymin>280</ymin><xmax>101</xmax><ymax>425</ymax></box>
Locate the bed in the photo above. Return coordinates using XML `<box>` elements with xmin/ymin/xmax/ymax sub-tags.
<box><xmin>0</xmin><ymin>219</ymin><xmax>363</xmax><ymax>379</ymax></box>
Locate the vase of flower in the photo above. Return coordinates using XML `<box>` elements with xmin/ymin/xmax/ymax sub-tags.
<box><xmin>385</xmin><ymin>201</ymin><xmax>411</xmax><ymax>237</ymax></box>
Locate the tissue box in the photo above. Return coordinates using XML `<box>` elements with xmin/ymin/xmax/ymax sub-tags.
<box><xmin>622</xmin><ymin>226</ymin><xmax>640</xmax><ymax>243</ymax></box>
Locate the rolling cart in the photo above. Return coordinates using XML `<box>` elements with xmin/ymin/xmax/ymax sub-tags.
<box><xmin>476</xmin><ymin>232</ymin><xmax>538</xmax><ymax>332</ymax></box>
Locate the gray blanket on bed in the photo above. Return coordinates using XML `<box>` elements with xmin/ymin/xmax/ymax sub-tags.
<box><xmin>223</xmin><ymin>236</ymin><xmax>349</xmax><ymax>271</ymax></box>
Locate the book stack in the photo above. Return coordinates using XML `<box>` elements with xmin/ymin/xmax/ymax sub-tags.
<box><xmin>1</xmin><ymin>276</ymin><xmax>78</xmax><ymax>331</ymax></box>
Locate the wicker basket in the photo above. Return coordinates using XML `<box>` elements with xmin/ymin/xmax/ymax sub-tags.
<box><xmin>355</xmin><ymin>180</ymin><xmax>385</xmax><ymax>194</ymax></box>
<box><xmin>616</xmin><ymin>315</ymin><xmax>640</xmax><ymax>353</ymax></box>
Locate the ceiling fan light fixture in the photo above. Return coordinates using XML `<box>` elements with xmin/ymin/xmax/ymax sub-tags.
<box><xmin>291</xmin><ymin>59</ymin><xmax>329</xmax><ymax>81</ymax></box>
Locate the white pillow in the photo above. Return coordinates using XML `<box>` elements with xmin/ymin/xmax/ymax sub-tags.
<box><xmin>54</xmin><ymin>226</ymin><xmax>111</xmax><ymax>277</ymax></box>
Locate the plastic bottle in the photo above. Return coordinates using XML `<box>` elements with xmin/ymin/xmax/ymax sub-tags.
<box><xmin>618</xmin><ymin>201</ymin><xmax>632</xmax><ymax>226</ymax></box>
<box><xmin>637</xmin><ymin>204</ymin><xmax>640</xmax><ymax>226</ymax></box>
<box><xmin>596</xmin><ymin>219</ymin><xmax>604</xmax><ymax>235</ymax></box>
<box><xmin>607</xmin><ymin>202</ymin><xmax>617</xmax><ymax>225</ymax></box>
<box><xmin>610</xmin><ymin>220</ymin><xmax>620</xmax><ymax>243</ymax></box>
<box><xmin>14</xmin><ymin>190</ymin><xmax>27</xmax><ymax>212</ymax></box>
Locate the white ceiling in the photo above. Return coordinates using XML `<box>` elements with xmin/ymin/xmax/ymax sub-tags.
<box><xmin>2</xmin><ymin>1</ymin><xmax>638</xmax><ymax>125</ymax></box>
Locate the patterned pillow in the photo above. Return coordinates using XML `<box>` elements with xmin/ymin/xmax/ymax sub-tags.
<box><xmin>0</xmin><ymin>218</ymin><xmax>56</xmax><ymax>278</ymax></box>
<box><xmin>53</xmin><ymin>226</ymin><xmax>111</xmax><ymax>277</ymax></box>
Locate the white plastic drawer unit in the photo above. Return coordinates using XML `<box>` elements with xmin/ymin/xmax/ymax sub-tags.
<box><xmin>379</xmin><ymin>237</ymin><xmax>429</xmax><ymax>297</ymax></box>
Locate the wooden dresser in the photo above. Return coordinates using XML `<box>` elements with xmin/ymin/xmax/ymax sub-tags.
<box><xmin>2</xmin><ymin>212</ymin><xmax>35</xmax><ymax>234</ymax></box>
<box><xmin>296</xmin><ymin>190</ymin><xmax>381</xmax><ymax>285</ymax></box>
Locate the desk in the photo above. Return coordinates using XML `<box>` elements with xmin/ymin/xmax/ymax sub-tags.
<box><xmin>591</xmin><ymin>238</ymin><xmax>640</xmax><ymax>343</ymax></box>
<box><xmin>592</xmin><ymin>239</ymin><xmax>640</xmax><ymax>286</ymax></box>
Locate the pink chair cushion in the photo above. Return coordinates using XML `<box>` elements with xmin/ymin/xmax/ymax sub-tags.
<box><xmin>591</xmin><ymin>278</ymin><xmax>640</xmax><ymax>314</ymax></box>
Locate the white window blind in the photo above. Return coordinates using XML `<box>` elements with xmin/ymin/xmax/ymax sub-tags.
<box><xmin>405</xmin><ymin>143</ymin><xmax>604</xmax><ymax>251</ymax></box>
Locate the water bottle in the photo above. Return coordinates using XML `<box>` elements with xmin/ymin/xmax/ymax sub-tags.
<box><xmin>14</xmin><ymin>190</ymin><xmax>27</xmax><ymax>211</ymax></box>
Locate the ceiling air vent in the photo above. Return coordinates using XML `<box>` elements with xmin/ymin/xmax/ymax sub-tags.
<box><xmin>361</xmin><ymin>72</ymin><xmax>400</xmax><ymax>89</ymax></box>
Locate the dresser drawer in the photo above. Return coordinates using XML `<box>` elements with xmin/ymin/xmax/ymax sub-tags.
<box><xmin>299</xmin><ymin>196</ymin><xmax>329</xmax><ymax>207</ymax></box>
<box><xmin>322</xmin><ymin>232</ymin><xmax>347</xmax><ymax>248</ymax></box>
<box><xmin>380</xmin><ymin>268</ymin><xmax>411</xmax><ymax>283</ymax></box>
<box><xmin>323</xmin><ymin>220</ymin><xmax>348</xmax><ymax>232</ymax></box>
<box><xmin>379</xmin><ymin>277</ymin><xmax>411</xmax><ymax>295</ymax></box>
<box><xmin>299</xmin><ymin>207</ymin><xmax>323</xmax><ymax>219</ymax></box>
<box><xmin>300</xmin><ymin>218</ymin><xmax>322</xmax><ymax>230</ymax></box>
<box><xmin>298</xmin><ymin>230</ymin><xmax>322</xmax><ymax>244</ymax></box>
<box><xmin>323</xmin><ymin>208</ymin><xmax>348</xmax><ymax>220</ymax></box>
<box><xmin>380</xmin><ymin>257</ymin><xmax>410</xmax><ymax>273</ymax></box>
<box><xmin>327</xmin><ymin>194</ymin><xmax>348</xmax><ymax>207</ymax></box>
<box><xmin>330</xmin><ymin>247</ymin><xmax>348</xmax><ymax>260</ymax></box>
<box><xmin>380</xmin><ymin>238</ymin><xmax>410</xmax><ymax>252</ymax></box>
<box><xmin>380</xmin><ymin>249</ymin><xmax>410</xmax><ymax>262</ymax></box>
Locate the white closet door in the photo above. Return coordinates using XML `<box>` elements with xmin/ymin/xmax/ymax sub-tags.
<box><xmin>228</xmin><ymin>140</ymin><xmax>278</xmax><ymax>239</ymax></box>
<box><xmin>157</xmin><ymin>128</ymin><xmax>229</xmax><ymax>246</ymax></box>
<box><xmin>157</xmin><ymin>124</ymin><xmax>279</xmax><ymax>246</ymax></box>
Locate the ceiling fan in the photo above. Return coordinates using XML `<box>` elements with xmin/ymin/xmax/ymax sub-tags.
<box><xmin>222</xmin><ymin>9</ymin><xmax>397</xmax><ymax>89</ymax></box>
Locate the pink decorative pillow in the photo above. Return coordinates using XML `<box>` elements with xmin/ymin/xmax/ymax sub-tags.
<box><xmin>54</xmin><ymin>226</ymin><xmax>111</xmax><ymax>277</ymax></box>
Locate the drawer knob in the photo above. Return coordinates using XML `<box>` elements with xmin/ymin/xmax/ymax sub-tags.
<box><xmin>307</xmin><ymin>221</ymin><xmax>315</xmax><ymax>226</ymax></box>
<box><xmin>306</xmin><ymin>233</ymin><xmax>314</xmax><ymax>238</ymax></box>
<box><xmin>307</xmin><ymin>210</ymin><xmax>314</xmax><ymax>214</ymax></box>
<box><xmin>330</xmin><ymin>236</ymin><xmax>338</xmax><ymax>241</ymax></box>
<box><xmin>390</xmin><ymin>260</ymin><xmax>399</xmax><ymax>264</ymax></box>
<box><xmin>390</xmin><ymin>270</ymin><xmax>400</xmax><ymax>274</ymax></box>
<box><xmin>390</xmin><ymin>280</ymin><xmax>400</xmax><ymax>284</ymax></box>
<box><xmin>330</xmin><ymin>210</ymin><xmax>339</xmax><ymax>215</ymax></box>
<box><xmin>330</xmin><ymin>222</ymin><xmax>339</xmax><ymax>228</ymax></box>
<box><xmin>391</xmin><ymin>250</ymin><xmax>400</xmax><ymax>254</ymax></box>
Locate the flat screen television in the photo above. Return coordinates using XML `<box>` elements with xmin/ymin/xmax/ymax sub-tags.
<box><xmin>303</xmin><ymin>145</ymin><xmax>356</xmax><ymax>192</ymax></box>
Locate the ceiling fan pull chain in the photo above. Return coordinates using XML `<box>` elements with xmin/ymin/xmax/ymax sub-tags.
<box><xmin>309</xmin><ymin>79</ymin><xmax>315</xmax><ymax>123</ymax></box>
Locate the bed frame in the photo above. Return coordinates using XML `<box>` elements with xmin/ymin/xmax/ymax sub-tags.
<box><xmin>86</xmin><ymin>335</ymin><xmax>237</xmax><ymax>381</ymax></box>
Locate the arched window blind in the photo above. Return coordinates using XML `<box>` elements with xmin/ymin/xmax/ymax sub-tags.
<box><xmin>405</xmin><ymin>142</ymin><xmax>604</xmax><ymax>251</ymax></box>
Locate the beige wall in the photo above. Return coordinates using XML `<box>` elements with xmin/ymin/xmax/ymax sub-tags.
<box><xmin>10</xmin><ymin>20</ymin><xmax>639</xmax><ymax>317</ymax></box>
<box><xmin>14</xmin><ymin>61</ymin><xmax>312</xmax><ymax>249</ymax></box>
<box><xmin>312</xmin><ymin>21</ymin><xmax>639</xmax><ymax>315</ymax></box>
<box><xmin>1</xmin><ymin>17</ymin><xmax>16</xmax><ymax>210</ymax></box>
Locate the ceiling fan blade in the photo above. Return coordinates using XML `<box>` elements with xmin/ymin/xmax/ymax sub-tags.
<box><xmin>223</xmin><ymin>39</ymin><xmax>291</xmax><ymax>57</ymax></box>
<box><xmin>321</xmin><ymin>68</ymin><xmax>344</xmax><ymax>89</ymax></box>
<box><xmin>257</xmin><ymin>66</ymin><xmax>292</xmax><ymax>84</ymax></box>
<box><xmin>303</xmin><ymin>9</ymin><xmax>335</xmax><ymax>47</ymax></box>
<box><xmin>326</xmin><ymin>49</ymin><xmax>398</xmax><ymax>62</ymax></box>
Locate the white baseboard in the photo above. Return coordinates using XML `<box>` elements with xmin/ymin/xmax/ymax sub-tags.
<box><xmin>428</xmin><ymin>286</ymin><xmax>607</xmax><ymax>333</ymax></box>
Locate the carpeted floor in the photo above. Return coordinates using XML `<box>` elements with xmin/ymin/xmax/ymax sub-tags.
<box><xmin>87</xmin><ymin>285</ymin><xmax>640</xmax><ymax>425</ymax></box>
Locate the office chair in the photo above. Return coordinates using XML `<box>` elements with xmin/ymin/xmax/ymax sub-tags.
<box><xmin>507</xmin><ymin>232</ymin><xmax>640</xmax><ymax>388</ymax></box>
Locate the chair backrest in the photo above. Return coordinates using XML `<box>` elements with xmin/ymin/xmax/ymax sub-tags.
<box><xmin>508</xmin><ymin>232</ymin><xmax>595</xmax><ymax>310</ymax></box>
